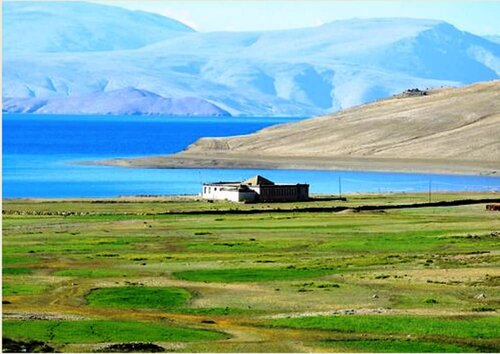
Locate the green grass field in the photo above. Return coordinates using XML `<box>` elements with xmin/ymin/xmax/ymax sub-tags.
<box><xmin>2</xmin><ymin>193</ymin><xmax>499</xmax><ymax>352</ymax></box>
<box><xmin>3</xmin><ymin>320</ymin><xmax>227</xmax><ymax>343</ymax></box>
<box><xmin>86</xmin><ymin>287</ymin><xmax>192</xmax><ymax>310</ymax></box>
<box><xmin>316</xmin><ymin>339</ymin><xmax>476</xmax><ymax>353</ymax></box>
<box><xmin>270</xmin><ymin>315</ymin><xmax>500</xmax><ymax>339</ymax></box>
<box><xmin>173</xmin><ymin>267</ymin><xmax>336</xmax><ymax>282</ymax></box>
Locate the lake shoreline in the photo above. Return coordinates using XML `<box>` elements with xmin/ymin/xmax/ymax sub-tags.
<box><xmin>5</xmin><ymin>113</ymin><xmax>499</xmax><ymax>198</ymax></box>
<box><xmin>87</xmin><ymin>153</ymin><xmax>500</xmax><ymax>177</ymax></box>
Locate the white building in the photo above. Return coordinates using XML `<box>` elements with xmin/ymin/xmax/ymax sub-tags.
<box><xmin>202</xmin><ymin>175</ymin><xmax>309</xmax><ymax>203</ymax></box>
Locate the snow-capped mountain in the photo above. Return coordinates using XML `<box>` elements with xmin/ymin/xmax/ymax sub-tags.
<box><xmin>3</xmin><ymin>2</ymin><xmax>500</xmax><ymax>116</ymax></box>
<box><xmin>3</xmin><ymin>1</ymin><xmax>193</xmax><ymax>53</ymax></box>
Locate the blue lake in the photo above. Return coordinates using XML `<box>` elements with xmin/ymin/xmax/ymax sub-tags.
<box><xmin>3</xmin><ymin>114</ymin><xmax>500</xmax><ymax>198</ymax></box>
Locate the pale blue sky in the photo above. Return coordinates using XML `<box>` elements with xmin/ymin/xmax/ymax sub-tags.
<box><xmin>106</xmin><ymin>1</ymin><xmax>500</xmax><ymax>35</ymax></box>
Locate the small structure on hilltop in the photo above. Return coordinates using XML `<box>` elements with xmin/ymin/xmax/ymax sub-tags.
<box><xmin>401</xmin><ymin>88</ymin><xmax>428</xmax><ymax>97</ymax></box>
<box><xmin>202</xmin><ymin>175</ymin><xmax>309</xmax><ymax>203</ymax></box>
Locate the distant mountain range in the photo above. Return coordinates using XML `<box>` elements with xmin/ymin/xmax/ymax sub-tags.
<box><xmin>3</xmin><ymin>1</ymin><xmax>500</xmax><ymax>116</ymax></box>
<box><xmin>3</xmin><ymin>88</ymin><xmax>230</xmax><ymax>116</ymax></box>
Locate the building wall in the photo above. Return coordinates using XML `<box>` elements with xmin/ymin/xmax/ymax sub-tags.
<box><xmin>297</xmin><ymin>185</ymin><xmax>309</xmax><ymax>200</ymax></box>
<box><xmin>203</xmin><ymin>183</ymin><xmax>308</xmax><ymax>203</ymax></box>
<box><xmin>237</xmin><ymin>191</ymin><xmax>258</xmax><ymax>202</ymax></box>
<box><xmin>256</xmin><ymin>184</ymin><xmax>309</xmax><ymax>202</ymax></box>
<box><xmin>203</xmin><ymin>187</ymin><xmax>240</xmax><ymax>202</ymax></box>
<box><xmin>202</xmin><ymin>185</ymin><xmax>257</xmax><ymax>202</ymax></box>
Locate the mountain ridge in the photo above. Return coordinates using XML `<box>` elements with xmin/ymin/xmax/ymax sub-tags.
<box><xmin>2</xmin><ymin>88</ymin><xmax>230</xmax><ymax>116</ymax></box>
<box><xmin>3</xmin><ymin>2</ymin><xmax>500</xmax><ymax>116</ymax></box>
<box><xmin>3</xmin><ymin>1</ymin><xmax>194</xmax><ymax>53</ymax></box>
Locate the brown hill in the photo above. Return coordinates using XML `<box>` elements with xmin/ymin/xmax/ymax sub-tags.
<box><xmin>98</xmin><ymin>81</ymin><xmax>500</xmax><ymax>175</ymax></box>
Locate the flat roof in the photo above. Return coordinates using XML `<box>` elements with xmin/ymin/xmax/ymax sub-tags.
<box><xmin>203</xmin><ymin>182</ymin><xmax>308</xmax><ymax>186</ymax></box>
<box><xmin>260</xmin><ymin>183</ymin><xmax>309</xmax><ymax>187</ymax></box>
<box><xmin>203</xmin><ymin>182</ymin><xmax>241</xmax><ymax>186</ymax></box>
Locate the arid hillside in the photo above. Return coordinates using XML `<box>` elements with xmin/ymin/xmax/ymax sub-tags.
<box><xmin>189</xmin><ymin>81</ymin><xmax>499</xmax><ymax>161</ymax></box>
<box><xmin>98</xmin><ymin>81</ymin><xmax>500</xmax><ymax>175</ymax></box>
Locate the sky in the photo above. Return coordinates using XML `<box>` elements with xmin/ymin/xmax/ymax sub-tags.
<box><xmin>105</xmin><ymin>1</ymin><xmax>500</xmax><ymax>35</ymax></box>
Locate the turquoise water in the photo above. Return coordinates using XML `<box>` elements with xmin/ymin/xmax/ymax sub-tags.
<box><xmin>3</xmin><ymin>114</ymin><xmax>499</xmax><ymax>198</ymax></box>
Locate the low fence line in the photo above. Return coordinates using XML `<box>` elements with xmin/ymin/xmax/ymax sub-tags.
<box><xmin>158</xmin><ymin>198</ymin><xmax>500</xmax><ymax>215</ymax></box>
<box><xmin>4</xmin><ymin>198</ymin><xmax>500</xmax><ymax>217</ymax></box>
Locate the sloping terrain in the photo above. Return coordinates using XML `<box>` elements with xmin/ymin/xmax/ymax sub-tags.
<box><xmin>3</xmin><ymin>1</ymin><xmax>193</xmax><ymax>53</ymax></box>
<box><xmin>3</xmin><ymin>2</ymin><xmax>500</xmax><ymax>116</ymax></box>
<box><xmin>103</xmin><ymin>81</ymin><xmax>500</xmax><ymax>174</ymax></box>
<box><xmin>485</xmin><ymin>35</ymin><xmax>500</xmax><ymax>44</ymax></box>
<box><xmin>186</xmin><ymin>81</ymin><xmax>500</xmax><ymax>160</ymax></box>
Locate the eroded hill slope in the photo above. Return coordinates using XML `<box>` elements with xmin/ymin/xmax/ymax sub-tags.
<box><xmin>186</xmin><ymin>81</ymin><xmax>500</xmax><ymax>161</ymax></box>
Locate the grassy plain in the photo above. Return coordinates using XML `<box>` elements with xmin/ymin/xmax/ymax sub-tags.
<box><xmin>2</xmin><ymin>193</ymin><xmax>499</xmax><ymax>352</ymax></box>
